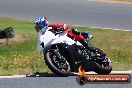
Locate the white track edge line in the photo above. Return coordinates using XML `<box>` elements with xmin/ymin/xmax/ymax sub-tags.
<box><xmin>0</xmin><ymin>71</ymin><xmax>132</xmax><ymax>78</ymax></box>
<box><xmin>74</xmin><ymin>25</ymin><xmax>132</xmax><ymax>31</ymax></box>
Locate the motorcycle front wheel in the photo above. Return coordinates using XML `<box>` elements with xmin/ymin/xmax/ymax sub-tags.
<box><xmin>44</xmin><ymin>51</ymin><xmax>71</xmax><ymax>76</ymax></box>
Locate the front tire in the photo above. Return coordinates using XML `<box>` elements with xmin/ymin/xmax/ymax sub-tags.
<box><xmin>44</xmin><ymin>51</ymin><xmax>71</xmax><ymax>76</ymax></box>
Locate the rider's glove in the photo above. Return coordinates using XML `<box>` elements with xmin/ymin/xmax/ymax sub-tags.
<box><xmin>57</xmin><ymin>27</ymin><xmax>64</xmax><ymax>31</ymax></box>
<box><xmin>71</xmin><ymin>28</ymin><xmax>80</xmax><ymax>35</ymax></box>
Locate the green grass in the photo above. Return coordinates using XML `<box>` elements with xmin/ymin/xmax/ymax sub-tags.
<box><xmin>0</xmin><ymin>17</ymin><xmax>132</xmax><ymax>75</ymax></box>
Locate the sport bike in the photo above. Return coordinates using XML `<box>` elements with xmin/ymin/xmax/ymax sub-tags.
<box><xmin>37</xmin><ymin>27</ymin><xmax>112</xmax><ymax>76</ymax></box>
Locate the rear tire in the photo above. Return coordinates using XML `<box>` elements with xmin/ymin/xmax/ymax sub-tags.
<box><xmin>88</xmin><ymin>48</ymin><xmax>112</xmax><ymax>74</ymax></box>
<box><xmin>94</xmin><ymin>56</ymin><xmax>112</xmax><ymax>74</ymax></box>
<box><xmin>83</xmin><ymin>57</ymin><xmax>112</xmax><ymax>74</ymax></box>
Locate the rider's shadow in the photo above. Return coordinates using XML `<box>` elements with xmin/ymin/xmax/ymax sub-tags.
<box><xmin>26</xmin><ymin>72</ymin><xmax>75</xmax><ymax>77</ymax></box>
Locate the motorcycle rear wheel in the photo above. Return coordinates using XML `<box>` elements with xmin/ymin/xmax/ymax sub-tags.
<box><xmin>83</xmin><ymin>56</ymin><xmax>112</xmax><ymax>74</ymax></box>
<box><xmin>93</xmin><ymin>56</ymin><xmax>112</xmax><ymax>74</ymax></box>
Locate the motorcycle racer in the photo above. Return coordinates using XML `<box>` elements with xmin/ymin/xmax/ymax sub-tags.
<box><xmin>34</xmin><ymin>16</ymin><xmax>93</xmax><ymax>50</ymax></box>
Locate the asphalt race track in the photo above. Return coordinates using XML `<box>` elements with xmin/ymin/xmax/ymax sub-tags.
<box><xmin>0</xmin><ymin>73</ymin><xmax>132</xmax><ymax>88</ymax></box>
<box><xmin>0</xmin><ymin>0</ymin><xmax>132</xmax><ymax>30</ymax></box>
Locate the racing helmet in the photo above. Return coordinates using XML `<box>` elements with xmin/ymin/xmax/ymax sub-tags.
<box><xmin>34</xmin><ymin>17</ymin><xmax>49</xmax><ymax>30</ymax></box>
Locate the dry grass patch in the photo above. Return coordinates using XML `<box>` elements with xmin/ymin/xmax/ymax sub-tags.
<box><xmin>100</xmin><ymin>0</ymin><xmax>132</xmax><ymax>4</ymax></box>
<box><xmin>121</xmin><ymin>36</ymin><xmax>132</xmax><ymax>42</ymax></box>
<box><xmin>0</xmin><ymin>35</ymin><xmax>28</xmax><ymax>45</ymax></box>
